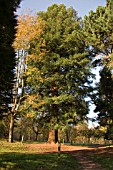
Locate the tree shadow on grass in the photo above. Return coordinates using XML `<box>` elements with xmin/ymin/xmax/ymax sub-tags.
<box><xmin>0</xmin><ymin>153</ymin><xmax>45</xmax><ymax>170</ymax></box>
<box><xmin>0</xmin><ymin>152</ymin><xmax>80</xmax><ymax>170</ymax></box>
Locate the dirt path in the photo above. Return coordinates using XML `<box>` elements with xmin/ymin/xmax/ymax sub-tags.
<box><xmin>70</xmin><ymin>149</ymin><xmax>105</xmax><ymax>170</ymax></box>
<box><xmin>25</xmin><ymin>143</ymin><xmax>107</xmax><ymax>170</ymax></box>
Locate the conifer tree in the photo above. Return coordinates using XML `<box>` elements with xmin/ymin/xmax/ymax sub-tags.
<box><xmin>84</xmin><ymin>0</ymin><xmax>113</xmax><ymax>137</ymax></box>
<box><xmin>27</xmin><ymin>4</ymin><xmax>92</xmax><ymax>143</ymax></box>
<box><xmin>94</xmin><ymin>67</ymin><xmax>113</xmax><ymax>140</ymax></box>
<box><xmin>0</xmin><ymin>0</ymin><xmax>22</xmax><ymax>118</ymax></box>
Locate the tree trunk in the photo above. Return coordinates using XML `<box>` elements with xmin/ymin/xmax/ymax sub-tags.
<box><xmin>9</xmin><ymin>113</ymin><xmax>14</xmax><ymax>143</ymax></box>
<box><xmin>35</xmin><ymin>133</ymin><xmax>39</xmax><ymax>141</ymax></box>
<box><xmin>65</xmin><ymin>129</ymin><xmax>70</xmax><ymax>143</ymax></box>
<box><xmin>48</xmin><ymin>129</ymin><xmax>58</xmax><ymax>143</ymax></box>
<box><xmin>19</xmin><ymin>130</ymin><xmax>22</xmax><ymax>141</ymax></box>
<box><xmin>48</xmin><ymin>129</ymin><xmax>55</xmax><ymax>143</ymax></box>
<box><xmin>88</xmin><ymin>137</ymin><xmax>91</xmax><ymax>143</ymax></box>
<box><xmin>55</xmin><ymin>130</ymin><xmax>58</xmax><ymax>143</ymax></box>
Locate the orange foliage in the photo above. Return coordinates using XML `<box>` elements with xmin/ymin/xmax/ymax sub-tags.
<box><xmin>19</xmin><ymin>93</ymin><xmax>45</xmax><ymax>118</ymax></box>
<box><xmin>14</xmin><ymin>12</ymin><xmax>47</xmax><ymax>118</ymax></box>
<box><xmin>13</xmin><ymin>12</ymin><xmax>45</xmax><ymax>50</ymax></box>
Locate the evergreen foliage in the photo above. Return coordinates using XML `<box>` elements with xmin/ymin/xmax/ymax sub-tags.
<box><xmin>84</xmin><ymin>0</ymin><xmax>113</xmax><ymax>140</ymax></box>
<box><xmin>26</xmin><ymin>4</ymin><xmax>93</xmax><ymax>139</ymax></box>
<box><xmin>84</xmin><ymin>0</ymin><xmax>113</xmax><ymax>56</ymax></box>
<box><xmin>0</xmin><ymin>0</ymin><xmax>22</xmax><ymax>117</ymax></box>
<box><xmin>94</xmin><ymin>67</ymin><xmax>113</xmax><ymax>139</ymax></box>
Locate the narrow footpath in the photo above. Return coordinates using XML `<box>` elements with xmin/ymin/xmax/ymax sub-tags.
<box><xmin>71</xmin><ymin>149</ymin><xmax>105</xmax><ymax>170</ymax></box>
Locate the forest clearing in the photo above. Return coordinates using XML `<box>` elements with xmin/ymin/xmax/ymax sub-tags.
<box><xmin>0</xmin><ymin>141</ymin><xmax>113</xmax><ymax>170</ymax></box>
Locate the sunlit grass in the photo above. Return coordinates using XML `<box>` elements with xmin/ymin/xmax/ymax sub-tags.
<box><xmin>0</xmin><ymin>153</ymin><xmax>81</xmax><ymax>170</ymax></box>
<box><xmin>0</xmin><ymin>140</ymin><xmax>82</xmax><ymax>170</ymax></box>
<box><xmin>0</xmin><ymin>141</ymin><xmax>28</xmax><ymax>153</ymax></box>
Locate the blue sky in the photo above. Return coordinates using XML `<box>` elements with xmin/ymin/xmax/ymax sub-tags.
<box><xmin>17</xmin><ymin>0</ymin><xmax>106</xmax><ymax>18</ymax></box>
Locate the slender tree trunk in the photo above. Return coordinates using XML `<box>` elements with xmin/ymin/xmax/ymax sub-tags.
<box><xmin>8</xmin><ymin>49</ymin><xmax>26</xmax><ymax>143</ymax></box>
<box><xmin>65</xmin><ymin>129</ymin><xmax>70</xmax><ymax>143</ymax></box>
<box><xmin>35</xmin><ymin>133</ymin><xmax>39</xmax><ymax>141</ymax></box>
<box><xmin>88</xmin><ymin>136</ymin><xmax>91</xmax><ymax>143</ymax></box>
<box><xmin>9</xmin><ymin>113</ymin><xmax>14</xmax><ymax>143</ymax></box>
<box><xmin>55</xmin><ymin>129</ymin><xmax>58</xmax><ymax>143</ymax></box>
<box><xmin>19</xmin><ymin>130</ymin><xmax>22</xmax><ymax>141</ymax></box>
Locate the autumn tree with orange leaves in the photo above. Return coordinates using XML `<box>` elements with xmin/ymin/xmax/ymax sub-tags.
<box><xmin>8</xmin><ymin>13</ymin><xmax>45</xmax><ymax>142</ymax></box>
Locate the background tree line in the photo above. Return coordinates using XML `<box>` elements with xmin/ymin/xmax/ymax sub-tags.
<box><xmin>0</xmin><ymin>0</ymin><xmax>113</xmax><ymax>144</ymax></box>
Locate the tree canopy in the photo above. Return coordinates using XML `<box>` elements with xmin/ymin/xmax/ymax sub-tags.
<box><xmin>25</xmin><ymin>4</ymin><xmax>93</xmax><ymax>142</ymax></box>
<box><xmin>84</xmin><ymin>0</ymin><xmax>113</xmax><ymax>140</ymax></box>
<box><xmin>84</xmin><ymin>0</ymin><xmax>113</xmax><ymax>57</ymax></box>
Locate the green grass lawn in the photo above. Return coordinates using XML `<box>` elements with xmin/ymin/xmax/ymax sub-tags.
<box><xmin>0</xmin><ymin>141</ymin><xmax>82</xmax><ymax>170</ymax></box>
<box><xmin>0</xmin><ymin>153</ymin><xmax>82</xmax><ymax>170</ymax></box>
<box><xmin>2</xmin><ymin>140</ymin><xmax>113</xmax><ymax>170</ymax></box>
